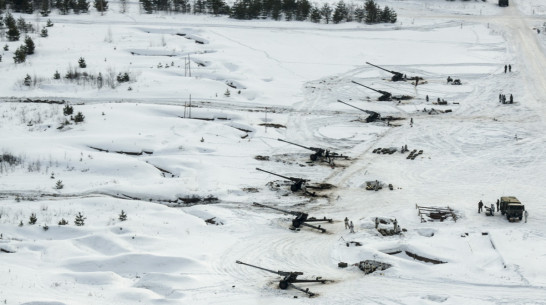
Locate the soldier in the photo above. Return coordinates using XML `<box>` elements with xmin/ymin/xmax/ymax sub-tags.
<box><xmin>349</xmin><ymin>221</ymin><xmax>355</xmax><ymax>233</ymax></box>
<box><xmin>393</xmin><ymin>219</ymin><xmax>398</xmax><ymax>232</ymax></box>
<box><xmin>509</xmin><ymin>64</ymin><xmax>512</xmax><ymax>72</ymax></box>
<box><xmin>375</xmin><ymin>217</ymin><xmax>379</xmax><ymax>229</ymax></box>
<box><xmin>504</xmin><ymin>65</ymin><xmax>507</xmax><ymax>73</ymax></box>
<box><xmin>524</xmin><ymin>210</ymin><xmax>528</xmax><ymax>223</ymax></box>
<box><xmin>478</xmin><ymin>200</ymin><xmax>483</xmax><ymax>213</ymax></box>
<box><xmin>496</xmin><ymin>199</ymin><xmax>500</xmax><ymax>212</ymax></box>
<box><xmin>344</xmin><ymin>217</ymin><xmax>349</xmax><ymax>229</ymax></box>
<box><xmin>410</xmin><ymin>118</ymin><xmax>413</xmax><ymax>127</ymax></box>
<box><xmin>509</xmin><ymin>94</ymin><xmax>513</xmax><ymax>103</ymax></box>
<box><xmin>490</xmin><ymin>204</ymin><xmax>494</xmax><ymax>216</ymax></box>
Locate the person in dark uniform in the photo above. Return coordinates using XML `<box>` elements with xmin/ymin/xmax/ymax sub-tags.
<box><xmin>478</xmin><ymin>200</ymin><xmax>483</xmax><ymax>213</ymax></box>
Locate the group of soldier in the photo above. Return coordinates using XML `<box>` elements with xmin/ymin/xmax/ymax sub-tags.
<box><xmin>344</xmin><ymin>217</ymin><xmax>355</xmax><ymax>233</ymax></box>
<box><xmin>504</xmin><ymin>64</ymin><xmax>512</xmax><ymax>73</ymax></box>
<box><xmin>499</xmin><ymin>93</ymin><xmax>513</xmax><ymax>104</ymax></box>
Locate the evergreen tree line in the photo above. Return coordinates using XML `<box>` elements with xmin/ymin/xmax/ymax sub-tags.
<box><xmin>139</xmin><ymin>0</ymin><xmax>396</xmax><ymax>24</ymax></box>
<box><xmin>0</xmin><ymin>0</ymin><xmax>108</xmax><ymax>15</ymax></box>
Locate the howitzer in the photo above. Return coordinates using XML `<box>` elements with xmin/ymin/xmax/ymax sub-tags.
<box><xmin>256</xmin><ymin>167</ymin><xmax>309</xmax><ymax>192</ymax></box>
<box><xmin>277</xmin><ymin>138</ymin><xmax>349</xmax><ymax>164</ymax></box>
<box><xmin>235</xmin><ymin>260</ymin><xmax>330</xmax><ymax>297</ymax></box>
<box><xmin>253</xmin><ymin>202</ymin><xmax>332</xmax><ymax>232</ymax></box>
<box><xmin>337</xmin><ymin>100</ymin><xmax>381</xmax><ymax>123</ymax></box>
<box><xmin>366</xmin><ymin>62</ymin><xmax>405</xmax><ymax>82</ymax></box>
<box><xmin>351</xmin><ymin>80</ymin><xmax>392</xmax><ymax>101</ymax></box>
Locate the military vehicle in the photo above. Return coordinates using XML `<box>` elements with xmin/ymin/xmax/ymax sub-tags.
<box><xmin>499</xmin><ymin>0</ymin><xmax>508</xmax><ymax>7</ymax></box>
<box><xmin>235</xmin><ymin>260</ymin><xmax>331</xmax><ymax>297</ymax></box>
<box><xmin>499</xmin><ymin>196</ymin><xmax>524</xmax><ymax>220</ymax></box>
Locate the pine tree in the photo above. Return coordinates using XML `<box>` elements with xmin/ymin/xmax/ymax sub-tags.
<box><xmin>354</xmin><ymin>5</ymin><xmax>365</xmax><ymax>23</ymax></box>
<box><xmin>63</xmin><ymin>104</ymin><xmax>73</xmax><ymax>115</ymax></box>
<box><xmin>294</xmin><ymin>0</ymin><xmax>310</xmax><ymax>21</ymax></box>
<box><xmin>55</xmin><ymin>180</ymin><xmax>64</xmax><ymax>189</ymax></box>
<box><xmin>380</xmin><ymin>6</ymin><xmax>391</xmax><ymax>23</ymax></box>
<box><xmin>40</xmin><ymin>0</ymin><xmax>51</xmax><ymax>16</ymax></box>
<box><xmin>319</xmin><ymin>3</ymin><xmax>332</xmax><ymax>24</ymax></box>
<box><xmin>5</xmin><ymin>13</ymin><xmax>20</xmax><ymax>41</ymax></box>
<box><xmin>94</xmin><ymin>0</ymin><xmax>108</xmax><ymax>12</ymax></box>
<box><xmin>119</xmin><ymin>210</ymin><xmax>127</xmax><ymax>221</ymax></box>
<box><xmin>270</xmin><ymin>0</ymin><xmax>281</xmax><ymax>20</ymax></box>
<box><xmin>141</xmin><ymin>0</ymin><xmax>153</xmax><ymax>13</ymax></box>
<box><xmin>364</xmin><ymin>0</ymin><xmax>379</xmax><ymax>24</ymax></box>
<box><xmin>41</xmin><ymin>27</ymin><xmax>48</xmax><ymax>37</ymax></box>
<box><xmin>332</xmin><ymin>0</ymin><xmax>348</xmax><ymax>24</ymax></box>
<box><xmin>29</xmin><ymin>213</ymin><xmax>37</xmax><ymax>225</ymax></box>
<box><xmin>58</xmin><ymin>218</ymin><xmax>68</xmax><ymax>225</ymax></box>
<box><xmin>24</xmin><ymin>36</ymin><xmax>35</xmax><ymax>55</ymax></box>
<box><xmin>195</xmin><ymin>0</ymin><xmax>206</xmax><ymax>14</ymax></box>
<box><xmin>46</xmin><ymin>19</ymin><xmax>54</xmax><ymax>27</ymax></box>
<box><xmin>309</xmin><ymin>5</ymin><xmax>321</xmax><ymax>23</ymax></box>
<box><xmin>282</xmin><ymin>0</ymin><xmax>296</xmax><ymax>21</ymax></box>
<box><xmin>74</xmin><ymin>212</ymin><xmax>86</xmax><ymax>226</ymax></box>
<box><xmin>74</xmin><ymin>112</ymin><xmax>85</xmax><ymax>123</ymax></box>
<box><xmin>13</xmin><ymin>45</ymin><xmax>27</xmax><ymax>63</ymax></box>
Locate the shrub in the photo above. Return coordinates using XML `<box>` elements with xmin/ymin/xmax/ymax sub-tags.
<box><xmin>74</xmin><ymin>112</ymin><xmax>85</xmax><ymax>123</ymax></box>
<box><xmin>55</xmin><ymin>180</ymin><xmax>64</xmax><ymax>189</ymax></box>
<box><xmin>78</xmin><ymin>57</ymin><xmax>87</xmax><ymax>68</ymax></box>
<box><xmin>119</xmin><ymin>210</ymin><xmax>127</xmax><ymax>221</ymax></box>
<box><xmin>29</xmin><ymin>213</ymin><xmax>37</xmax><ymax>225</ymax></box>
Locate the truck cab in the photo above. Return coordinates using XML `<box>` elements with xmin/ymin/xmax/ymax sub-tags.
<box><xmin>500</xmin><ymin>196</ymin><xmax>524</xmax><ymax>220</ymax></box>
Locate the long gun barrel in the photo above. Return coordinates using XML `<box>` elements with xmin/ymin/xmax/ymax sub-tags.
<box><xmin>351</xmin><ymin>80</ymin><xmax>391</xmax><ymax>97</ymax></box>
<box><xmin>338</xmin><ymin>100</ymin><xmax>375</xmax><ymax>115</ymax></box>
<box><xmin>256</xmin><ymin>168</ymin><xmax>308</xmax><ymax>183</ymax></box>
<box><xmin>278</xmin><ymin>138</ymin><xmax>314</xmax><ymax>152</ymax></box>
<box><xmin>236</xmin><ymin>260</ymin><xmax>303</xmax><ymax>276</ymax></box>
<box><xmin>366</xmin><ymin>62</ymin><xmax>404</xmax><ymax>81</ymax></box>
<box><xmin>253</xmin><ymin>202</ymin><xmax>300</xmax><ymax>217</ymax></box>
<box><xmin>338</xmin><ymin>100</ymin><xmax>381</xmax><ymax>123</ymax></box>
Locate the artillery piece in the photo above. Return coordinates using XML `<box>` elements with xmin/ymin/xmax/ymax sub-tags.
<box><xmin>366</xmin><ymin>62</ymin><xmax>405</xmax><ymax>82</ymax></box>
<box><xmin>253</xmin><ymin>202</ymin><xmax>332</xmax><ymax>232</ymax></box>
<box><xmin>337</xmin><ymin>99</ymin><xmax>381</xmax><ymax>123</ymax></box>
<box><xmin>235</xmin><ymin>260</ymin><xmax>330</xmax><ymax>297</ymax></box>
<box><xmin>256</xmin><ymin>167</ymin><xmax>309</xmax><ymax>192</ymax></box>
<box><xmin>351</xmin><ymin>80</ymin><xmax>392</xmax><ymax>101</ymax></box>
<box><xmin>277</xmin><ymin>138</ymin><xmax>349</xmax><ymax>165</ymax></box>
<box><xmin>351</xmin><ymin>81</ymin><xmax>413</xmax><ymax>102</ymax></box>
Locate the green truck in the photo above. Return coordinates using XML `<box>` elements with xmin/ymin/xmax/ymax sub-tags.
<box><xmin>500</xmin><ymin>196</ymin><xmax>524</xmax><ymax>220</ymax></box>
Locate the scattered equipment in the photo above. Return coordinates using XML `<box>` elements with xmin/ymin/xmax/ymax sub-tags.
<box><xmin>499</xmin><ymin>196</ymin><xmax>524</xmax><ymax>221</ymax></box>
<box><xmin>277</xmin><ymin>138</ymin><xmax>349</xmax><ymax>165</ymax></box>
<box><xmin>253</xmin><ymin>202</ymin><xmax>332</xmax><ymax>232</ymax></box>
<box><xmin>235</xmin><ymin>260</ymin><xmax>330</xmax><ymax>297</ymax></box>
<box><xmin>416</xmin><ymin>204</ymin><xmax>457</xmax><ymax>222</ymax></box>
<box><xmin>337</xmin><ymin>100</ymin><xmax>381</xmax><ymax>122</ymax></box>
<box><xmin>256</xmin><ymin>168</ymin><xmax>309</xmax><ymax>192</ymax></box>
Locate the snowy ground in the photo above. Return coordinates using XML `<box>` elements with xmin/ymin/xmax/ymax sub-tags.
<box><xmin>2</xmin><ymin>0</ymin><xmax>546</xmax><ymax>304</ymax></box>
